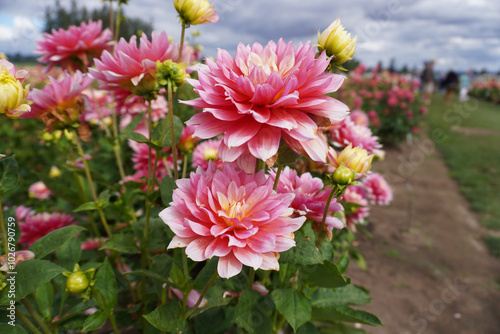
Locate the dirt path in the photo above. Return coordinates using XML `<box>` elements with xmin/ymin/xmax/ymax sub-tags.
<box><xmin>347</xmin><ymin>135</ymin><xmax>500</xmax><ymax>334</ymax></box>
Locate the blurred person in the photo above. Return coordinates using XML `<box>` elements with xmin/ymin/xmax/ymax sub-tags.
<box><xmin>421</xmin><ymin>60</ymin><xmax>435</xmax><ymax>105</ymax></box>
<box><xmin>443</xmin><ymin>68</ymin><xmax>459</xmax><ymax>104</ymax></box>
<box><xmin>459</xmin><ymin>69</ymin><xmax>474</xmax><ymax>102</ymax></box>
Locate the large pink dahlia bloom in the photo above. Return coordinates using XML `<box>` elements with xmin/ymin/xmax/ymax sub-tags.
<box><xmin>159</xmin><ymin>162</ymin><xmax>306</xmax><ymax>278</ymax></box>
<box><xmin>36</xmin><ymin>20</ymin><xmax>113</xmax><ymax>72</ymax></box>
<box><xmin>89</xmin><ymin>31</ymin><xmax>187</xmax><ymax>96</ymax></box>
<box><xmin>271</xmin><ymin>166</ymin><xmax>344</xmax><ymax>230</ymax></box>
<box><xmin>185</xmin><ymin>39</ymin><xmax>349</xmax><ymax>166</ymax></box>
<box><xmin>19</xmin><ymin>212</ymin><xmax>75</xmax><ymax>247</ymax></box>
<box><xmin>361</xmin><ymin>172</ymin><xmax>393</xmax><ymax>205</ymax></box>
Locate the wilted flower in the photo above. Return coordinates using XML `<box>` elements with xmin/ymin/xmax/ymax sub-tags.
<box><xmin>19</xmin><ymin>212</ymin><xmax>75</xmax><ymax>247</ymax></box>
<box><xmin>159</xmin><ymin>162</ymin><xmax>305</xmax><ymax>278</ymax></box>
<box><xmin>271</xmin><ymin>166</ymin><xmax>344</xmax><ymax>230</ymax></box>
<box><xmin>89</xmin><ymin>31</ymin><xmax>187</xmax><ymax>99</ymax></box>
<box><xmin>192</xmin><ymin>138</ymin><xmax>223</xmax><ymax>169</ymax></box>
<box><xmin>28</xmin><ymin>181</ymin><xmax>52</xmax><ymax>200</ymax></box>
<box><xmin>174</xmin><ymin>0</ymin><xmax>219</xmax><ymax>25</ymax></box>
<box><xmin>0</xmin><ymin>250</ymin><xmax>35</xmax><ymax>271</ymax></box>
<box><xmin>361</xmin><ymin>172</ymin><xmax>393</xmax><ymax>205</ymax></box>
<box><xmin>328</xmin><ymin>143</ymin><xmax>374</xmax><ymax>176</ymax></box>
<box><xmin>36</xmin><ymin>20</ymin><xmax>113</xmax><ymax>72</ymax></box>
<box><xmin>0</xmin><ymin>59</ymin><xmax>31</xmax><ymax>118</ymax></box>
<box><xmin>22</xmin><ymin>71</ymin><xmax>93</xmax><ymax>132</ymax></box>
<box><xmin>317</xmin><ymin>18</ymin><xmax>357</xmax><ymax>70</ymax></box>
<box><xmin>185</xmin><ymin>39</ymin><xmax>349</xmax><ymax>168</ymax></box>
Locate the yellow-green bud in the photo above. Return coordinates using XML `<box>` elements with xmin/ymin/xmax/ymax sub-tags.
<box><xmin>156</xmin><ymin>60</ymin><xmax>190</xmax><ymax>92</ymax></box>
<box><xmin>332</xmin><ymin>163</ymin><xmax>354</xmax><ymax>185</ymax></box>
<box><xmin>317</xmin><ymin>18</ymin><xmax>357</xmax><ymax>70</ymax></box>
<box><xmin>173</xmin><ymin>0</ymin><xmax>219</xmax><ymax>26</ymax></box>
<box><xmin>49</xmin><ymin>166</ymin><xmax>62</xmax><ymax>178</ymax></box>
<box><xmin>66</xmin><ymin>271</ymin><xmax>90</xmax><ymax>294</ymax></box>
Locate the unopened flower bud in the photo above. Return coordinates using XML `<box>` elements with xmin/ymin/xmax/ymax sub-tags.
<box><xmin>49</xmin><ymin>166</ymin><xmax>62</xmax><ymax>178</ymax></box>
<box><xmin>317</xmin><ymin>18</ymin><xmax>357</xmax><ymax>70</ymax></box>
<box><xmin>156</xmin><ymin>60</ymin><xmax>190</xmax><ymax>92</ymax></box>
<box><xmin>328</xmin><ymin>144</ymin><xmax>373</xmax><ymax>176</ymax></box>
<box><xmin>332</xmin><ymin>163</ymin><xmax>354</xmax><ymax>185</ymax></box>
<box><xmin>174</xmin><ymin>0</ymin><xmax>219</xmax><ymax>26</ymax></box>
<box><xmin>63</xmin><ymin>264</ymin><xmax>95</xmax><ymax>296</ymax></box>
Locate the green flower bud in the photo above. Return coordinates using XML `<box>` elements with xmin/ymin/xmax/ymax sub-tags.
<box><xmin>156</xmin><ymin>60</ymin><xmax>190</xmax><ymax>92</ymax></box>
<box><xmin>66</xmin><ymin>270</ymin><xmax>90</xmax><ymax>294</ymax></box>
<box><xmin>332</xmin><ymin>163</ymin><xmax>354</xmax><ymax>185</ymax></box>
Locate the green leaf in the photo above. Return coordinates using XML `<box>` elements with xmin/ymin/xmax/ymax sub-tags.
<box><xmin>310</xmin><ymin>286</ymin><xmax>371</xmax><ymax>308</ymax></box>
<box><xmin>272</xmin><ymin>288</ymin><xmax>312</xmax><ymax>332</ymax></box>
<box><xmin>93</xmin><ymin>258</ymin><xmax>117</xmax><ymax>312</ymax></box>
<box><xmin>296</xmin><ymin>322</ymin><xmax>320</xmax><ymax>334</ymax></box>
<box><xmin>121</xmin><ymin>113</ymin><xmax>144</xmax><ymax>135</ymax></box>
<box><xmin>29</xmin><ymin>225</ymin><xmax>86</xmax><ymax>259</ymax></box>
<box><xmin>161</xmin><ymin>115</ymin><xmax>184</xmax><ymax>147</ymax></box>
<box><xmin>143</xmin><ymin>302</ymin><xmax>187</xmax><ymax>332</ymax></box>
<box><xmin>0</xmin><ymin>260</ymin><xmax>64</xmax><ymax>304</ymax></box>
<box><xmin>151</xmin><ymin>254</ymin><xmax>174</xmax><ymax>297</ymax></box>
<box><xmin>82</xmin><ymin>309</ymin><xmax>107</xmax><ymax>332</ymax></box>
<box><xmin>160</xmin><ymin>176</ymin><xmax>176</xmax><ymax>206</ymax></box>
<box><xmin>74</xmin><ymin>201</ymin><xmax>98</xmax><ymax>212</ymax></box>
<box><xmin>57</xmin><ymin>237</ymin><xmax>82</xmax><ymax>270</ymax></box>
<box><xmin>193</xmin><ymin>258</ymin><xmax>218</xmax><ymax>291</ymax></box>
<box><xmin>99</xmin><ymin>234</ymin><xmax>140</xmax><ymax>254</ymax></box>
<box><xmin>125</xmin><ymin>132</ymin><xmax>162</xmax><ymax>150</ymax></box>
<box><xmin>97</xmin><ymin>189</ymin><xmax>111</xmax><ymax>208</ymax></box>
<box><xmin>311</xmin><ymin>306</ymin><xmax>382</xmax><ymax>326</ymax></box>
<box><xmin>0</xmin><ymin>155</ymin><xmax>19</xmax><ymax>193</ymax></box>
<box><xmin>299</xmin><ymin>261</ymin><xmax>350</xmax><ymax>288</ymax></box>
<box><xmin>280</xmin><ymin>230</ymin><xmax>324</xmax><ymax>265</ymax></box>
<box><xmin>35</xmin><ymin>282</ymin><xmax>54</xmax><ymax>320</ymax></box>
<box><xmin>0</xmin><ymin>324</ymin><xmax>28</xmax><ymax>334</ymax></box>
<box><xmin>233</xmin><ymin>289</ymin><xmax>273</xmax><ymax>334</ymax></box>
<box><xmin>194</xmin><ymin>307</ymin><xmax>232</xmax><ymax>334</ymax></box>
<box><xmin>123</xmin><ymin>269</ymin><xmax>168</xmax><ymax>283</ymax></box>
<box><xmin>170</xmin><ymin>263</ymin><xmax>188</xmax><ymax>287</ymax></box>
<box><xmin>337</xmin><ymin>252</ymin><xmax>350</xmax><ymax>274</ymax></box>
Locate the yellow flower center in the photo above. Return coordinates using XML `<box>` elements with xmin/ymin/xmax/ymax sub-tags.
<box><xmin>203</xmin><ymin>147</ymin><xmax>218</xmax><ymax>161</ymax></box>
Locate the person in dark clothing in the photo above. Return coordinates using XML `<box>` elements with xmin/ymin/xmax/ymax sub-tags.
<box><xmin>442</xmin><ymin>69</ymin><xmax>459</xmax><ymax>104</ymax></box>
<box><xmin>421</xmin><ymin>60</ymin><xmax>435</xmax><ymax>105</ymax></box>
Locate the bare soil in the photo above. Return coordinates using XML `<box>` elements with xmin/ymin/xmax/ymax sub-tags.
<box><xmin>347</xmin><ymin>135</ymin><xmax>500</xmax><ymax>334</ymax></box>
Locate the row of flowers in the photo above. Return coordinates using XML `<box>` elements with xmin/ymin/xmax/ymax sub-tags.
<box><xmin>1</xmin><ymin>1</ymin><xmax>390</xmax><ymax>333</ymax></box>
<box><xmin>468</xmin><ymin>77</ymin><xmax>500</xmax><ymax>104</ymax></box>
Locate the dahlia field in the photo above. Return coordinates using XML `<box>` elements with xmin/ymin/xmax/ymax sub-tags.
<box><xmin>0</xmin><ymin>1</ymin><xmax>407</xmax><ymax>333</ymax></box>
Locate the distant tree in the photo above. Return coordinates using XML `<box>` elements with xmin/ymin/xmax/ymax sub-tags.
<box><xmin>388</xmin><ymin>58</ymin><xmax>396</xmax><ymax>73</ymax></box>
<box><xmin>400</xmin><ymin>64</ymin><xmax>409</xmax><ymax>74</ymax></box>
<box><xmin>43</xmin><ymin>0</ymin><xmax>153</xmax><ymax>41</ymax></box>
<box><xmin>342</xmin><ymin>58</ymin><xmax>360</xmax><ymax>72</ymax></box>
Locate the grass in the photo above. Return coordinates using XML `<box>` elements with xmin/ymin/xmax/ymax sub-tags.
<box><xmin>426</xmin><ymin>94</ymin><xmax>500</xmax><ymax>257</ymax></box>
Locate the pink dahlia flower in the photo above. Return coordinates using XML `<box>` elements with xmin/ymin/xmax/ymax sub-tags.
<box><xmin>342</xmin><ymin>185</ymin><xmax>369</xmax><ymax>230</ymax></box>
<box><xmin>361</xmin><ymin>173</ymin><xmax>393</xmax><ymax>205</ymax></box>
<box><xmin>15</xmin><ymin>206</ymin><xmax>35</xmax><ymax>221</ymax></box>
<box><xmin>0</xmin><ymin>250</ymin><xmax>35</xmax><ymax>272</ymax></box>
<box><xmin>192</xmin><ymin>138</ymin><xmax>223</xmax><ymax>169</ymax></box>
<box><xmin>271</xmin><ymin>166</ymin><xmax>344</xmax><ymax>230</ymax></box>
<box><xmin>329</xmin><ymin>118</ymin><xmax>382</xmax><ymax>155</ymax></box>
<box><xmin>118</xmin><ymin>94</ymin><xmax>168</xmax><ymax>137</ymax></box>
<box><xmin>19</xmin><ymin>212</ymin><xmax>75</xmax><ymax>247</ymax></box>
<box><xmin>349</xmin><ymin>110</ymin><xmax>369</xmax><ymax>127</ymax></box>
<box><xmin>89</xmin><ymin>31</ymin><xmax>187</xmax><ymax>97</ymax></box>
<box><xmin>170</xmin><ymin>287</ymin><xmax>207</xmax><ymax>308</ymax></box>
<box><xmin>23</xmin><ymin>71</ymin><xmax>93</xmax><ymax>123</ymax></box>
<box><xmin>28</xmin><ymin>181</ymin><xmax>52</xmax><ymax>200</ymax></box>
<box><xmin>159</xmin><ymin>162</ymin><xmax>306</xmax><ymax>278</ymax></box>
<box><xmin>184</xmin><ymin>39</ymin><xmax>349</xmax><ymax>166</ymax></box>
<box><xmin>36</xmin><ymin>20</ymin><xmax>113</xmax><ymax>72</ymax></box>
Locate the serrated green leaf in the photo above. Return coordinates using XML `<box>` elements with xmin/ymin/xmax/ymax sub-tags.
<box><xmin>311</xmin><ymin>305</ymin><xmax>382</xmax><ymax>326</ymax></box>
<box><xmin>161</xmin><ymin>115</ymin><xmax>184</xmax><ymax>147</ymax></box>
<box><xmin>280</xmin><ymin>230</ymin><xmax>324</xmax><ymax>265</ymax></box>
<box><xmin>0</xmin><ymin>260</ymin><xmax>64</xmax><ymax>304</ymax></box>
<box><xmin>160</xmin><ymin>176</ymin><xmax>176</xmax><ymax>206</ymax></box>
<box><xmin>310</xmin><ymin>286</ymin><xmax>371</xmax><ymax>308</ymax></box>
<box><xmin>93</xmin><ymin>258</ymin><xmax>117</xmax><ymax>311</ymax></box>
<box><xmin>193</xmin><ymin>258</ymin><xmax>218</xmax><ymax>291</ymax></box>
<box><xmin>299</xmin><ymin>261</ymin><xmax>350</xmax><ymax>288</ymax></box>
<box><xmin>99</xmin><ymin>234</ymin><xmax>140</xmax><ymax>254</ymax></box>
<box><xmin>0</xmin><ymin>155</ymin><xmax>19</xmax><ymax>193</ymax></box>
<box><xmin>233</xmin><ymin>289</ymin><xmax>273</xmax><ymax>334</ymax></box>
<box><xmin>82</xmin><ymin>309</ymin><xmax>107</xmax><ymax>332</ymax></box>
<box><xmin>143</xmin><ymin>302</ymin><xmax>187</xmax><ymax>332</ymax></box>
<box><xmin>170</xmin><ymin>263</ymin><xmax>187</xmax><ymax>287</ymax></box>
<box><xmin>272</xmin><ymin>288</ymin><xmax>312</xmax><ymax>332</ymax></box>
<box><xmin>29</xmin><ymin>225</ymin><xmax>86</xmax><ymax>259</ymax></box>
<box><xmin>35</xmin><ymin>282</ymin><xmax>54</xmax><ymax>320</ymax></box>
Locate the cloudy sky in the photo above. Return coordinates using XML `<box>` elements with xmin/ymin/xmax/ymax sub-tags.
<box><xmin>1</xmin><ymin>0</ymin><xmax>499</xmax><ymax>72</ymax></box>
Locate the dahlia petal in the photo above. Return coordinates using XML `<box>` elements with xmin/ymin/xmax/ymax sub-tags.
<box><xmin>259</xmin><ymin>252</ymin><xmax>279</xmax><ymax>271</ymax></box>
<box><xmin>188</xmin><ymin>113</ymin><xmax>231</xmax><ymax>139</ymax></box>
<box><xmin>273</xmin><ymin>235</ymin><xmax>296</xmax><ymax>252</ymax></box>
<box><xmin>233</xmin><ymin>247</ymin><xmax>263</xmax><ymax>270</ymax></box>
<box><xmin>251</xmin><ymin>83</ymin><xmax>278</xmax><ymax>105</ymax></box>
<box><xmin>218</xmin><ymin>142</ymin><xmax>246</xmax><ymax>162</ymax></box>
<box><xmin>167</xmin><ymin>235</ymin><xmax>194</xmax><ymax>249</ymax></box>
<box><xmin>224</xmin><ymin>118</ymin><xmax>261</xmax><ymax>148</ymax></box>
<box><xmin>185</xmin><ymin>237</ymin><xmax>212</xmax><ymax>261</ymax></box>
<box><xmin>236</xmin><ymin>150</ymin><xmax>257</xmax><ymax>174</ymax></box>
<box><xmin>247</xmin><ymin>126</ymin><xmax>281</xmax><ymax>161</ymax></box>
<box><xmin>266</xmin><ymin>109</ymin><xmax>298</xmax><ymax>130</ymax></box>
<box><xmin>247</xmin><ymin>232</ymin><xmax>277</xmax><ymax>253</ymax></box>
<box><xmin>299</xmin><ymin>134</ymin><xmax>329</xmax><ymax>162</ymax></box>
<box><xmin>218</xmin><ymin>252</ymin><xmax>243</xmax><ymax>278</ymax></box>
<box><xmin>186</xmin><ymin>219</ymin><xmax>211</xmax><ymax>236</ymax></box>
<box><xmin>205</xmin><ymin>237</ymin><xmax>231</xmax><ymax>258</ymax></box>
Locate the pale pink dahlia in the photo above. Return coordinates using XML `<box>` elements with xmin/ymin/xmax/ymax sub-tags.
<box><xmin>361</xmin><ymin>173</ymin><xmax>393</xmax><ymax>205</ymax></box>
<box><xmin>159</xmin><ymin>162</ymin><xmax>306</xmax><ymax>278</ymax></box>
<box><xmin>36</xmin><ymin>20</ymin><xmax>113</xmax><ymax>72</ymax></box>
<box><xmin>0</xmin><ymin>250</ymin><xmax>35</xmax><ymax>271</ymax></box>
<box><xmin>329</xmin><ymin>118</ymin><xmax>382</xmax><ymax>154</ymax></box>
<box><xmin>192</xmin><ymin>138</ymin><xmax>223</xmax><ymax>169</ymax></box>
<box><xmin>349</xmin><ymin>110</ymin><xmax>369</xmax><ymax>127</ymax></box>
<box><xmin>89</xmin><ymin>31</ymin><xmax>187</xmax><ymax>96</ymax></box>
<box><xmin>342</xmin><ymin>185</ymin><xmax>369</xmax><ymax>230</ymax></box>
<box><xmin>28</xmin><ymin>181</ymin><xmax>52</xmax><ymax>200</ymax></box>
<box><xmin>22</xmin><ymin>71</ymin><xmax>93</xmax><ymax>122</ymax></box>
<box><xmin>271</xmin><ymin>166</ymin><xmax>344</xmax><ymax>230</ymax></box>
<box><xmin>170</xmin><ymin>287</ymin><xmax>207</xmax><ymax>308</ymax></box>
<box><xmin>184</xmin><ymin>39</ymin><xmax>349</xmax><ymax>166</ymax></box>
<box><xmin>19</xmin><ymin>212</ymin><xmax>75</xmax><ymax>247</ymax></box>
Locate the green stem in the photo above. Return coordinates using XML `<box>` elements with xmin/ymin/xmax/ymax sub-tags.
<box><xmin>275</xmin><ymin>315</ymin><xmax>288</xmax><ymax>333</ymax></box>
<box><xmin>0</xmin><ymin>192</ymin><xmax>8</xmax><ymax>255</ymax></box>
<box><xmin>273</xmin><ymin>164</ymin><xmax>283</xmax><ymax>191</ymax></box>
<box><xmin>316</xmin><ymin>185</ymin><xmax>339</xmax><ymax>248</ymax></box>
<box><xmin>114</xmin><ymin>1</ymin><xmax>122</xmax><ymax>41</ymax></box>
<box><xmin>73</xmin><ymin>173</ymin><xmax>100</xmax><ymax>238</ymax></box>
<box><xmin>16</xmin><ymin>309</ymin><xmax>42</xmax><ymax>334</ymax></box>
<box><xmin>260</xmin><ymin>270</ymin><xmax>271</xmax><ymax>286</ymax></box>
<box><xmin>248</xmin><ymin>268</ymin><xmax>255</xmax><ymax>288</ymax></box>
<box><xmin>167</xmin><ymin>81</ymin><xmax>179</xmax><ymax>179</ymax></box>
<box><xmin>109</xmin><ymin>92</ymin><xmax>127</xmax><ymax>192</ymax></box>
<box><xmin>22</xmin><ymin>299</ymin><xmax>52</xmax><ymax>334</ymax></box>
<box><xmin>109</xmin><ymin>0</ymin><xmax>114</xmax><ymax>37</ymax></box>
<box><xmin>182</xmin><ymin>154</ymin><xmax>189</xmax><ymax>179</ymax></box>
<box><xmin>185</xmin><ymin>271</ymin><xmax>218</xmax><ymax>319</ymax></box>
<box><xmin>108</xmin><ymin>312</ymin><xmax>120</xmax><ymax>334</ymax></box>
<box><xmin>178</xmin><ymin>22</ymin><xmax>186</xmax><ymax>63</ymax></box>
<box><xmin>74</xmin><ymin>133</ymin><xmax>113</xmax><ymax>238</ymax></box>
